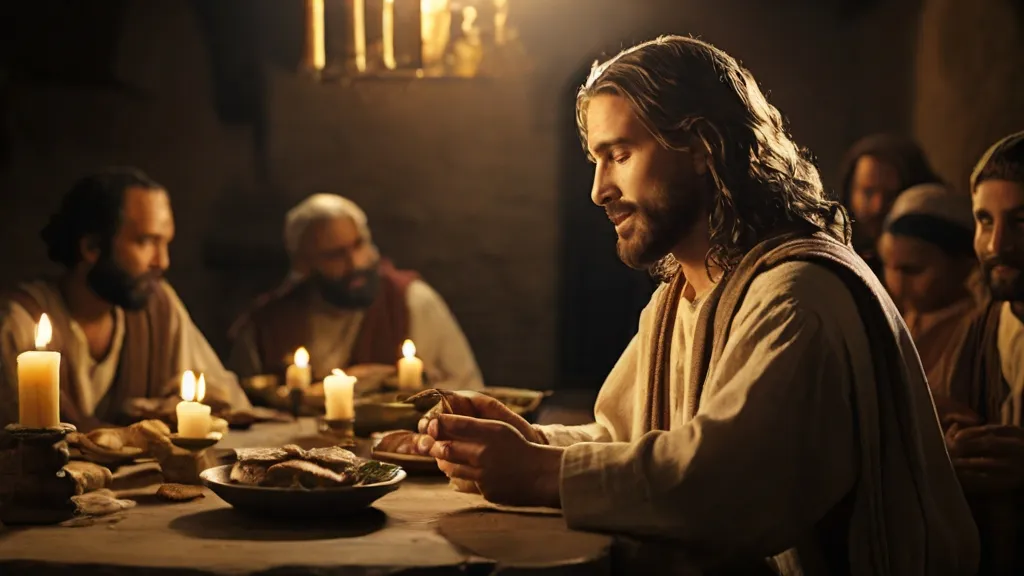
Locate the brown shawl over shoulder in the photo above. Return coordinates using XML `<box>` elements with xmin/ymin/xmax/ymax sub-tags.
<box><xmin>946</xmin><ymin>301</ymin><xmax>1006</xmax><ymax>423</ymax></box>
<box><xmin>945</xmin><ymin>300</ymin><xmax>1020</xmax><ymax>576</ymax></box>
<box><xmin>6</xmin><ymin>282</ymin><xmax>175</xmax><ymax>432</ymax></box>
<box><xmin>244</xmin><ymin>260</ymin><xmax>419</xmax><ymax>380</ymax></box>
<box><xmin>646</xmin><ymin>231</ymin><xmax>978</xmax><ymax>575</ymax></box>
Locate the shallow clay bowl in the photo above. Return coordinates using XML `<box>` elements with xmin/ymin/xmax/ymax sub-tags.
<box><xmin>199</xmin><ymin>464</ymin><xmax>406</xmax><ymax>519</ymax></box>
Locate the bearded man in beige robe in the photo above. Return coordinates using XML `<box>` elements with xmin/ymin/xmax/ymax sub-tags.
<box><xmin>937</xmin><ymin>131</ymin><xmax>1024</xmax><ymax>575</ymax></box>
<box><xmin>414</xmin><ymin>36</ymin><xmax>978</xmax><ymax>575</ymax></box>
<box><xmin>0</xmin><ymin>168</ymin><xmax>251</xmax><ymax>431</ymax></box>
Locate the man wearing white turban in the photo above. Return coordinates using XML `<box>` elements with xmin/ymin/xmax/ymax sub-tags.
<box><xmin>227</xmin><ymin>194</ymin><xmax>484</xmax><ymax>391</ymax></box>
<box><xmin>876</xmin><ymin>182</ymin><xmax>982</xmax><ymax>389</ymax></box>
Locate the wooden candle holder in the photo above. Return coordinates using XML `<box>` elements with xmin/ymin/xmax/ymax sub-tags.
<box><xmin>0</xmin><ymin>423</ymin><xmax>78</xmax><ymax>525</ymax></box>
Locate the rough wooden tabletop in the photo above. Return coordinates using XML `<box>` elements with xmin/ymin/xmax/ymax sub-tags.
<box><xmin>0</xmin><ymin>419</ymin><xmax>614</xmax><ymax>575</ymax></box>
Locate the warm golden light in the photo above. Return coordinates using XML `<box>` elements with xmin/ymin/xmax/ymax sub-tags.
<box><xmin>294</xmin><ymin>347</ymin><xmax>310</xmax><ymax>368</ymax></box>
<box><xmin>196</xmin><ymin>373</ymin><xmax>206</xmax><ymax>403</ymax></box>
<box><xmin>180</xmin><ymin>370</ymin><xmax>197</xmax><ymax>402</ymax></box>
<box><xmin>494</xmin><ymin>0</ymin><xmax>508</xmax><ymax>45</ymax></box>
<box><xmin>304</xmin><ymin>0</ymin><xmax>326</xmax><ymax>71</ymax></box>
<box><xmin>402</xmin><ymin>339</ymin><xmax>417</xmax><ymax>359</ymax></box>
<box><xmin>383</xmin><ymin>0</ymin><xmax>397</xmax><ymax>70</ymax></box>
<box><xmin>461</xmin><ymin>5</ymin><xmax>477</xmax><ymax>35</ymax></box>
<box><xmin>332</xmin><ymin>368</ymin><xmax>347</xmax><ymax>377</ymax></box>
<box><xmin>34</xmin><ymin>313</ymin><xmax>52</xmax><ymax>349</ymax></box>
<box><xmin>421</xmin><ymin>0</ymin><xmax>450</xmax><ymax>69</ymax></box>
<box><xmin>354</xmin><ymin>0</ymin><xmax>367</xmax><ymax>73</ymax></box>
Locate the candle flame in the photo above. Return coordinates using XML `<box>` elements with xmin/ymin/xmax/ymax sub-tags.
<box><xmin>294</xmin><ymin>347</ymin><xmax>310</xmax><ymax>368</ymax></box>
<box><xmin>35</xmin><ymin>313</ymin><xmax>52</xmax><ymax>349</ymax></box>
<box><xmin>332</xmin><ymin>368</ymin><xmax>346</xmax><ymax>377</ymax></box>
<box><xmin>180</xmin><ymin>370</ymin><xmax>197</xmax><ymax>402</ymax></box>
<box><xmin>402</xmin><ymin>339</ymin><xmax>416</xmax><ymax>359</ymax></box>
<box><xmin>196</xmin><ymin>373</ymin><xmax>206</xmax><ymax>403</ymax></box>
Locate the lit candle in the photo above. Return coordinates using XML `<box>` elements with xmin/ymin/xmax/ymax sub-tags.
<box><xmin>323</xmin><ymin>368</ymin><xmax>357</xmax><ymax>420</ymax></box>
<box><xmin>382</xmin><ymin>0</ymin><xmax>396</xmax><ymax>70</ymax></box>
<box><xmin>353</xmin><ymin>0</ymin><xmax>367</xmax><ymax>72</ymax></box>
<box><xmin>303</xmin><ymin>0</ymin><xmax>326</xmax><ymax>71</ymax></box>
<box><xmin>286</xmin><ymin>347</ymin><xmax>312</xmax><ymax>390</ymax></box>
<box><xmin>176</xmin><ymin>371</ymin><xmax>212</xmax><ymax>438</ymax></box>
<box><xmin>17</xmin><ymin>313</ymin><xmax>61</xmax><ymax>428</ymax></box>
<box><xmin>397</xmin><ymin>339</ymin><xmax>424</xmax><ymax>391</ymax></box>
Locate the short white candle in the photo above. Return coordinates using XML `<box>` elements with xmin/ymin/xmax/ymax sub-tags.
<box><xmin>286</xmin><ymin>346</ymin><xmax>312</xmax><ymax>390</ymax></box>
<box><xmin>323</xmin><ymin>368</ymin><xmax>356</xmax><ymax>420</ymax></box>
<box><xmin>17</xmin><ymin>313</ymin><xmax>60</xmax><ymax>428</ymax></box>
<box><xmin>397</xmin><ymin>339</ymin><xmax>424</xmax><ymax>391</ymax></box>
<box><xmin>176</xmin><ymin>371</ymin><xmax>212</xmax><ymax>438</ymax></box>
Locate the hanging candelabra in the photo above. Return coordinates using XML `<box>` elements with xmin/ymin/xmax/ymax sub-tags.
<box><xmin>303</xmin><ymin>0</ymin><xmax>523</xmax><ymax>79</ymax></box>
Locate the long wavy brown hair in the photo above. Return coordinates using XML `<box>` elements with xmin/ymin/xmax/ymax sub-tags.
<box><xmin>576</xmin><ymin>35</ymin><xmax>850</xmax><ymax>280</ymax></box>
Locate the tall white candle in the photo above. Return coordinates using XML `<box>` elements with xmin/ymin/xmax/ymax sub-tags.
<box><xmin>304</xmin><ymin>0</ymin><xmax>326</xmax><ymax>71</ymax></box>
<box><xmin>176</xmin><ymin>371</ymin><xmax>212</xmax><ymax>438</ymax></box>
<box><xmin>353</xmin><ymin>0</ymin><xmax>367</xmax><ymax>72</ymax></box>
<box><xmin>397</xmin><ymin>339</ymin><xmax>423</xmax><ymax>391</ymax></box>
<box><xmin>285</xmin><ymin>346</ymin><xmax>312</xmax><ymax>389</ymax></box>
<box><xmin>382</xmin><ymin>0</ymin><xmax>396</xmax><ymax>70</ymax></box>
<box><xmin>17</xmin><ymin>313</ymin><xmax>60</xmax><ymax>428</ymax></box>
<box><xmin>324</xmin><ymin>368</ymin><xmax>357</xmax><ymax>420</ymax></box>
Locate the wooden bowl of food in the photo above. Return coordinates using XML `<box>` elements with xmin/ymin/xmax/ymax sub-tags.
<box><xmin>200</xmin><ymin>445</ymin><xmax>405</xmax><ymax>518</ymax></box>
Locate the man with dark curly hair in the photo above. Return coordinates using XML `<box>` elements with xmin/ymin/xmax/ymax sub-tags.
<box><xmin>0</xmin><ymin>168</ymin><xmax>250</xmax><ymax>431</ymax></box>
<box><xmin>414</xmin><ymin>36</ymin><xmax>978</xmax><ymax>574</ymax></box>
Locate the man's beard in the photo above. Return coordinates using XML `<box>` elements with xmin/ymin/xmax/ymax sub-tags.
<box><xmin>311</xmin><ymin>266</ymin><xmax>381</xmax><ymax>309</ymax></box>
<box><xmin>982</xmin><ymin>254</ymin><xmax>1024</xmax><ymax>302</ymax></box>
<box><xmin>86</xmin><ymin>256</ymin><xmax>159</xmax><ymax>311</ymax></box>
<box><xmin>611</xmin><ymin>178</ymin><xmax>705</xmax><ymax>270</ymax></box>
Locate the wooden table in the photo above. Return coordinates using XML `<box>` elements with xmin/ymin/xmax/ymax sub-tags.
<box><xmin>0</xmin><ymin>419</ymin><xmax>615</xmax><ymax>575</ymax></box>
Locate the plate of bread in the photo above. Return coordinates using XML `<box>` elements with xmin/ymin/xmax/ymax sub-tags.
<box><xmin>200</xmin><ymin>444</ymin><xmax>405</xmax><ymax>518</ymax></box>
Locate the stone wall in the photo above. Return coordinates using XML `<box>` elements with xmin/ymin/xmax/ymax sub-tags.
<box><xmin>913</xmin><ymin>0</ymin><xmax>1024</xmax><ymax>191</ymax></box>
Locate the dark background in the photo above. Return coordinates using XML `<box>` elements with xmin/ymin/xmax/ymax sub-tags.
<box><xmin>0</xmin><ymin>0</ymin><xmax>1021</xmax><ymax>392</ymax></box>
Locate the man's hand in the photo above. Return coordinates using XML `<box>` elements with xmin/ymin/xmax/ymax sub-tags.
<box><xmin>948</xmin><ymin>424</ymin><xmax>1024</xmax><ymax>493</ymax></box>
<box><xmin>416</xmin><ymin>392</ymin><xmax>543</xmax><ymax>445</ymax></box>
<box><xmin>425</xmin><ymin>414</ymin><xmax>563</xmax><ymax>508</ymax></box>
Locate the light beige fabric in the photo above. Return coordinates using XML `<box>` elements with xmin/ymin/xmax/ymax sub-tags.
<box><xmin>0</xmin><ymin>280</ymin><xmax>250</xmax><ymax>426</ymax></box>
<box><xmin>997</xmin><ymin>302</ymin><xmax>1024</xmax><ymax>425</ymax></box>
<box><xmin>539</xmin><ymin>262</ymin><xmax>857</xmax><ymax>553</ymax></box>
<box><xmin>535</xmin><ymin>260</ymin><xmax>976</xmax><ymax>574</ymax></box>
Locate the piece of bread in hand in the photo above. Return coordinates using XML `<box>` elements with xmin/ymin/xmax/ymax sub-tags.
<box><xmin>405</xmin><ymin>389</ymin><xmax>456</xmax><ymax>419</ymax></box>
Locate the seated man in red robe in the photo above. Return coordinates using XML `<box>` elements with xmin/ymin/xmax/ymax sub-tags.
<box><xmin>228</xmin><ymin>194</ymin><xmax>483</xmax><ymax>391</ymax></box>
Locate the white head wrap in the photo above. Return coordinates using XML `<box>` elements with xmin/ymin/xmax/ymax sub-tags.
<box><xmin>883</xmin><ymin>183</ymin><xmax>974</xmax><ymax>233</ymax></box>
<box><xmin>283</xmin><ymin>193</ymin><xmax>374</xmax><ymax>259</ymax></box>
